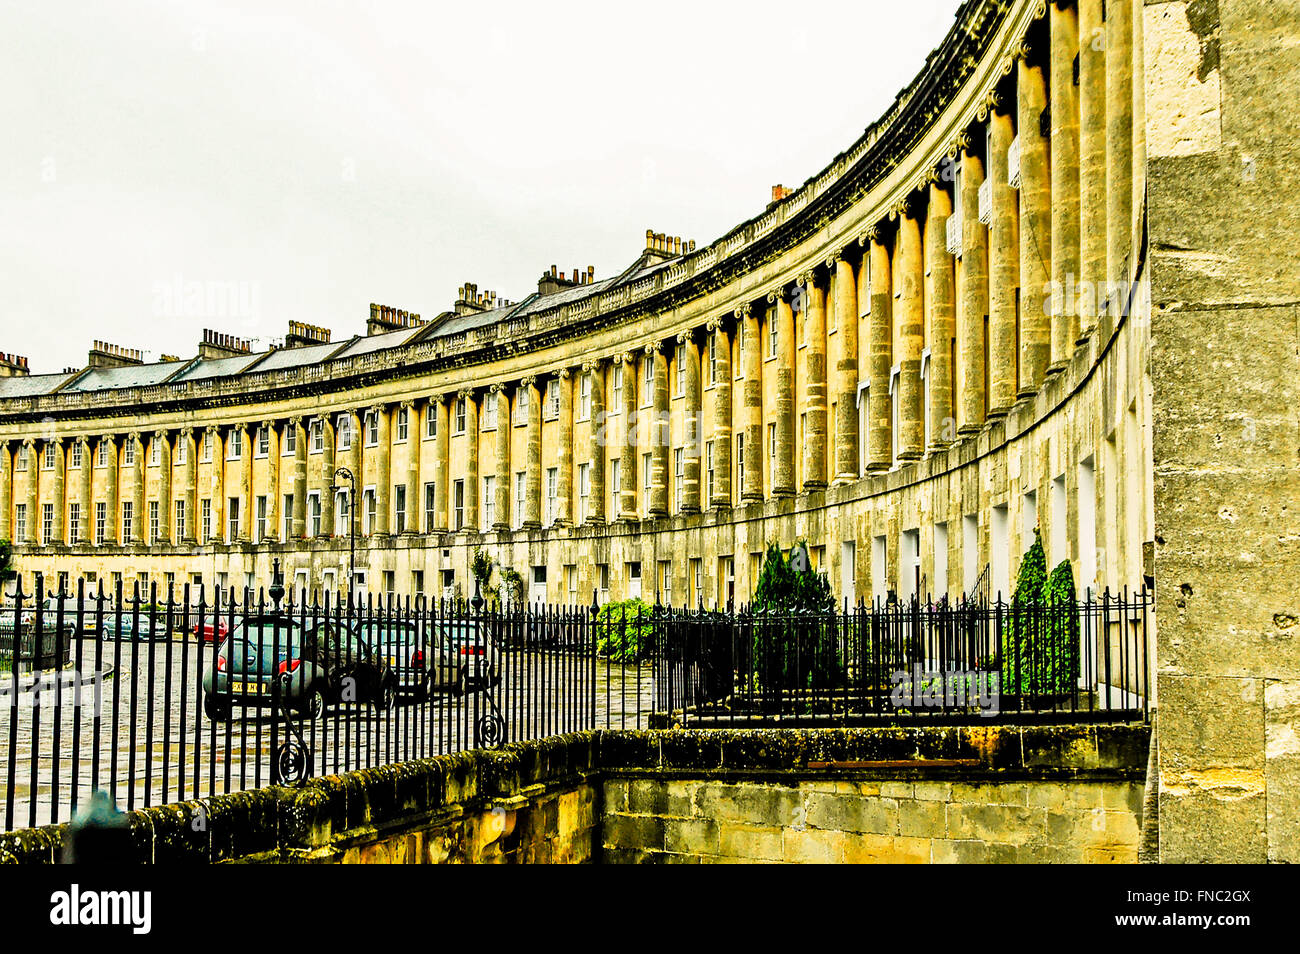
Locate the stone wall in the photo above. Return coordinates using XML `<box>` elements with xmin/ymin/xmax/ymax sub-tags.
<box><xmin>600</xmin><ymin>725</ymin><xmax>1146</xmax><ymax>863</ymax></box>
<box><xmin>1146</xmin><ymin>0</ymin><xmax>1300</xmax><ymax>863</ymax></box>
<box><xmin>0</xmin><ymin>725</ymin><xmax>1149</xmax><ymax>865</ymax></box>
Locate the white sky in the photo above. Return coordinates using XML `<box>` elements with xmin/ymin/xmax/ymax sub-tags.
<box><xmin>0</xmin><ymin>0</ymin><xmax>963</xmax><ymax>374</ymax></box>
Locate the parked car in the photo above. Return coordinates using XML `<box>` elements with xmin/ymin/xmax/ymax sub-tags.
<box><xmin>353</xmin><ymin>620</ymin><xmax>435</xmax><ymax>700</ymax></box>
<box><xmin>194</xmin><ymin>618</ymin><xmax>230</xmax><ymax>642</ymax></box>
<box><xmin>200</xmin><ymin>617</ymin><xmax>396</xmax><ymax>721</ymax></box>
<box><xmin>97</xmin><ymin>612</ymin><xmax>169</xmax><ymax>642</ymax></box>
<box><xmin>433</xmin><ymin>619</ymin><xmax>502</xmax><ymax>694</ymax></box>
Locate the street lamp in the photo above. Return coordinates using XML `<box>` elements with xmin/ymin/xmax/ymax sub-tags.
<box><xmin>329</xmin><ymin>466</ymin><xmax>357</xmax><ymax>602</ymax></box>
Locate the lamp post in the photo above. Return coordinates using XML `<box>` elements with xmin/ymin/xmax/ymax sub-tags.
<box><xmin>330</xmin><ymin>466</ymin><xmax>357</xmax><ymax>602</ymax></box>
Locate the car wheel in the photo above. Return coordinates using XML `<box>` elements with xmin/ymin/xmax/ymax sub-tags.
<box><xmin>304</xmin><ymin>687</ymin><xmax>327</xmax><ymax>721</ymax></box>
<box><xmin>414</xmin><ymin>676</ymin><xmax>431</xmax><ymax>703</ymax></box>
<box><xmin>203</xmin><ymin>693</ymin><xmax>230</xmax><ymax>722</ymax></box>
<box><xmin>374</xmin><ymin>680</ymin><xmax>396</xmax><ymax>713</ymax></box>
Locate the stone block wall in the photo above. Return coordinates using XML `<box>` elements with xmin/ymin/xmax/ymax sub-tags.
<box><xmin>602</xmin><ymin>777</ymin><xmax>1141</xmax><ymax>864</ymax></box>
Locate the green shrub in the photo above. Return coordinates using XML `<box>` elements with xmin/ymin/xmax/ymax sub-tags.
<box><xmin>751</xmin><ymin>542</ymin><xmax>841</xmax><ymax>692</ymax></box>
<box><xmin>596</xmin><ymin>597</ymin><xmax>654</xmax><ymax>663</ymax></box>
<box><xmin>1000</xmin><ymin>529</ymin><xmax>1080</xmax><ymax>696</ymax></box>
<box><xmin>0</xmin><ymin>538</ymin><xmax>13</xmax><ymax>586</ymax></box>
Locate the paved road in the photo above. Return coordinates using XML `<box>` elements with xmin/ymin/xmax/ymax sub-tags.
<box><xmin>1</xmin><ymin>636</ymin><xmax>658</xmax><ymax>831</ymax></box>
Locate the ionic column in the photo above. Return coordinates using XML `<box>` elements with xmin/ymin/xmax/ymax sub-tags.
<box><xmin>343</xmin><ymin>411</ymin><xmax>362</xmax><ymax>502</ymax></box>
<box><xmin>583</xmin><ymin>362</ymin><xmax>606</xmax><ymax>524</ymax></box>
<box><xmin>492</xmin><ymin>384</ymin><xmax>511</xmax><ymax>530</ymax></box>
<box><xmin>372</xmin><ymin>404</ymin><xmax>391</xmax><ymax>536</ymax></box>
<box><xmin>801</xmin><ymin>271</ymin><xmax>828</xmax><ymax>489</ymax></box>
<box><xmin>865</xmin><ymin>227</ymin><xmax>894</xmax><ymax>470</ymax></box>
<box><xmin>1017</xmin><ymin>43</ymin><xmax>1051</xmax><ymax>396</ymax></box>
<box><xmin>649</xmin><ymin>343</ymin><xmax>670</xmax><ymax>516</ymax></box>
<box><xmin>555</xmin><ymin>371</ymin><xmax>573</xmax><ymax>525</ymax></box>
<box><xmin>22</xmin><ymin>441</ymin><xmax>37</xmax><ymax>545</ymax></box>
<box><xmin>433</xmin><ymin>394</ymin><xmax>449</xmax><ymax>531</ymax></box>
<box><xmin>895</xmin><ymin>199</ymin><xmax>925</xmax><ymax>461</ymax></box>
<box><xmin>1078</xmin><ymin>0</ymin><xmax>1106</xmax><ymax>340</ymax></box>
<box><xmin>523</xmin><ymin>376</ymin><xmax>542</xmax><ymax>528</ymax></box>
<box><xmin>101</xmin><ymin>435</ymin><xmax>119</xmax><ymax>545</ymax></box>
<box><xmin>769</xmin><ymin>289</ymin><xmax>796</xmax><ymax>495</ymax></box>
<box><xmin>739</xmin><ymin>305</ymin><xmax>763</xmax><ymax>502</ymax></box>
<box><xmin>619</xmin><ymin>353</ymin><xmax>638</xmax><ymax>520</ymax></box>
<box><xmin>458</xmin><ymin>393</ymin><xmax>478</xmax><ymax>530</ymax></box>
<box><xmin>706</xmin><ymin>318</ymin><xmax>733</xmax><ymax>507</ymax></box>
<box><xmin>77</xmin><ymin>437</ymin><xmax>93</xmax><ymax>544</ymax></box>
<box><xmin>264</xmin><ymin>421</ymin><xmax>280</xmax><ymax>542</ymax></box>
<box><xmin>155</xmin><ymin>429</ymin><xmax>172</xmax><ymax>545</ymax></box>
<box><xmin>179</xmin><ymin>428</ymin><xmax>196</xmax><ymax>545</ymax></box>
<box><xmin>317</xmin><ymin>417</ymin><xmax>335</xmax><ymax>538</ymax></box>
<box><xmin>926</xmin><ymin>179</ymin><xmax>957</xmax><ymax>452</ymax></box>
<box><xmin>0</xmin><ymin>442</ymin><xmax>11</xmax><ymax>541</ymax></box>
<box><xmin>238</xmin><ymin>426</ymin><xmax>254</xmax><ymax>542</ymax></box>
<box><xmin>958</xmin><ymin>140</ymin><xmax>989</xmax><ymax>434</ymax></box>
<box><xmin>1050</xmin><ymin>0</ymin><xmax>1081</xmax><ymax>367</ymax></box>
<box><xmin>129</xmin><ymin>432</ymin><xmax>145</xmax><ymax>545</ymax></box>
<box><xmin>987</xmin><ymin>96</ymin><xmax>1019</xmax><ymax>418</ymax></box>
<box><xmin>402</xmin><ymin>401</ymin><xmax>419</xmax><ymax>534</ymax></box>
<box><xmin>1105</xmin><ymin>0</ymin><xmax>1133</xmax><ymax>320</ymax></box>
<box><xmin>206</xmin><ymin>427</ymin><xmax>224</xmax><ymax>542</ymax></box>
<box><xmin>832</xmin><ymin>254</ymin><xmax>859</xmax><ymax>483</ymax></box>
<box><xmin>50</xmin><ymin>438</ymin><xmax>66</xmax><ymax>544</ymax></box>
<box><xmin>679</xmin><ymin>331</ymin><xmax>702</xmax><ymax>512</ymax></box>
<box><xmin>290</xmin><ymin>418</ymin><xmax>307</xmax><ymax>539</ymax></box>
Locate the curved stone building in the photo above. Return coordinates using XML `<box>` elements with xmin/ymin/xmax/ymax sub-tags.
<box><xmin>1</xmin><ymin>0</ymin><xmax>1296</xmax><ymax>861</ymax></box>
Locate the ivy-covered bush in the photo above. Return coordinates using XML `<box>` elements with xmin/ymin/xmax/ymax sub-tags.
<box><xmin>596</xmin><ymin>597</ymin><xmax>654</xmax><ymax>663</ymax></box>
<box><xmin>0</xmin><ymin>539</ymin><xmax>13</xmax><ymax>588</ymax></box>
<box><xmin>1000</xmin><ymin>528</ymin><xmax>1081</xmax><ymax>696</ymax></box>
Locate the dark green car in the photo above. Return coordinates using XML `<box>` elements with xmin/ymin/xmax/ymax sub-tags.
<box><xmin>201</xmin><ymin>616</ymin><xmax>396</xmax><ymax>720</ymax></box>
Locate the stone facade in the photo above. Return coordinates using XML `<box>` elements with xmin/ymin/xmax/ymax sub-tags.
<box><xmin>0</xmin><ymin>0</ymin><xmax>1150</xmax><ymax>615</ymax></box>
<box><xmin>0</xmin><ymin>0</ymin><xmax>1295</xmax><ymax>864</ymax></box>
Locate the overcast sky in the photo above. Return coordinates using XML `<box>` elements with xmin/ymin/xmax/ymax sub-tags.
<box><xmin>1</xmin><ymin>0</ymin><xmax>963</xmax><ymax>374</ymax></box>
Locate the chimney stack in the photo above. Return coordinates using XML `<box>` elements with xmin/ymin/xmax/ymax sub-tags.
<box><xmin>285</xmin><ymin>321</ymin><xmax>332</xmax><ymax>348</ymax></box>
<box><xmin>88</xmin><ymin>340</ymin><xmax>145</xmax><ymax>369</ymax></box>
<box><xmin>0</xmin><ymin>352</ymin><xmax>30</xmax><ymax>377</ymax></box>
<box><xmin>197</xmin><ymin>329</ymin><xmax>252</xmax><ymax>360</ymax></box>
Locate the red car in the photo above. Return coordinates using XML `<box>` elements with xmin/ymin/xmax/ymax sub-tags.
<box><xmin>194</xmin><ymin>618</ymin><xmax>230</xmax><ymax>642</ymax></box>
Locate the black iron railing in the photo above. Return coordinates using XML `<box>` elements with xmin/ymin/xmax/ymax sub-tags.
<box><xmin>653</xmin><ymin>590</ymin><xmax>1151</xmax><ymax>727</ymax></box>
<box><xmin>1</xmin><ymin>572</ymin><xmax>1151</xmax><ymax>833</ymax></box>
<box><xmin>0</xmin><ymin>573</ymin><xmax>660</xmax><ymax>833</ymax></box>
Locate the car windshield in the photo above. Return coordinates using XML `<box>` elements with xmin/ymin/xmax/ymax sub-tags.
<box><xmin>440</xmin><ymin>622</ymin><xmax>480</xmax><ymax>642</ymax></box>
<box><xmin>228</xmin><ymin>620</ymin><xmax>300</xmax><ymax>655</ymax></box>
<box><xmin>359</xmin><ymin>623</ymin><xmax>421</xmax><ymax>649</ymax></box>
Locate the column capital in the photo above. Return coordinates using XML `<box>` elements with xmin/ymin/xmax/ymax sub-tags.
<box><xmin>889</xmin><ymin>192</ymin><xmax>923</xmax><ymax>221</ymax></box>
<box><xmin>520</xmin><ymin>374</ymin><xmax>537</xmax><ymax>389</ymax></box>
<box><xmin>618</xmin><ymin>351</ymin><xmax>637</xmax><ymax>366</ymax></box>
<box><xmin>153</xmin><ymin>428</ymin><xmax>170</xmax><ymax>443</ymax></box>
<box><xmin>488</xmin><ymin>381</ymin><xmax>508</xmax><ymax>394</ymax></box>
<box><xmin>765</xmin><ymin>286</ymin><xmax>788</xmax><ymax>305</ymax></box>
<box><xmin>455</xmin><ymin>388</ymin><xmax>474</xmax><ymax>401</ymax></box>
<box><xmin>555</xmin><ymin>367</ymin><xmax>572</xmax><ymax>381</ymax></box>
<box><xmin>706</xmin><ymin>315</ymin><xmax>727</xmax><ymax>333</ymax></box>
<box><xmin>99</xmin><ymin>433</ymin><xmax>117</xmax><ymax>447</ymax></box>
<box><xmin>580</xmin><ymin>357</ymin><xmax>604</xmax><ymax>374</ymax></box>
<box><xmin>367</xmin><ymin>402</ymin><xmax>389</xmax><ymax>416</ymax></box>
<box><xmin>432</xmin><ymin>391</ymin><xmax>450</xmax><ymax>406</ymax></box>
<box><xmin>127</xmin><ymin>430</ymin><xmax>142</xmax><ymax>446</ymax></box>
<box><xmin>178</xmin><ymin>426</ymin><xmax>195</xmax><ymax>441</ymax></box>
<box><xmin>733</xmin><ymin>303</ymin><xmax>751</xmax><ymax>321</ymax></box>
<box><xmin>76</xmin><ymin>434</ymin><xmax>93</xmax><ymax>448</ymax></box>
<box><xmin>399</xmin><ymin>399</ymin><xmax>416</xmax><ymax>412</ymax></box>
<box><xmin>675</xmin><ymin>329</ymin><xmax>697</xmax><ymax>347</ymax></box>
